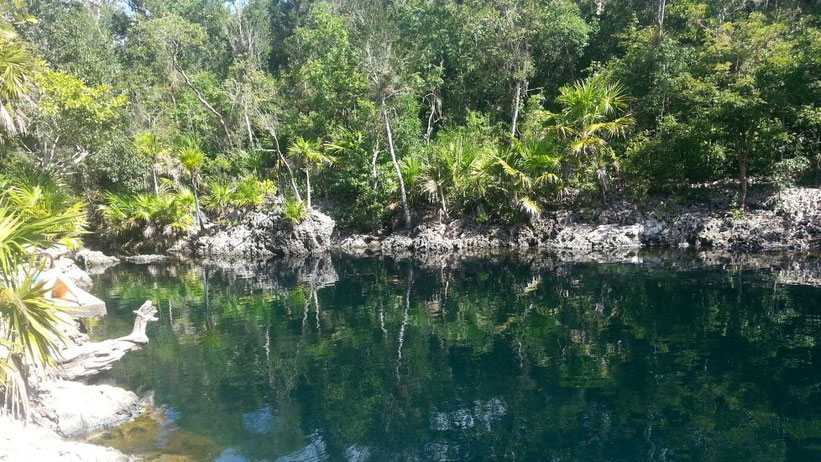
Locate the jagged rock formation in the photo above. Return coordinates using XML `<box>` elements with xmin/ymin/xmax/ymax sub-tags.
<box><xmin>74</xmin><ymin>249</ymin><xmax>120</xmax><ymax>275</ymax></box>
<box><xmin>0</xmin><ymin>415</ymin><xmax>132</xmax><ymax>461</ymax></box>
<box><xmin>338</xmin><ymin>187</ymin><xmax>821</xmax><ymax>254</ymax></box>
<box><xmin>178</xmin><ymin>205</ymin><xmax>335</xmax><ymax>259</ymax></box>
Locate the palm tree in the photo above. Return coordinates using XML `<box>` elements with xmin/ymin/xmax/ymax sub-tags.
<box><xmin>134</xmin><ymin>132</ymin><xmax>170</xmax><ymax>196</ymax></box>
<box><xmin>178</xmin><ymin>146</ymin><xmax>206</xmax><ymax>230</ymax></box>
<box><xmin>496</xmin><ymin>139</ymin><xmax>563</xmax><ymax>218</ymax></box>
<box><xmin>0</xmin><ymin>36</ymin><xmax>38</xmax><ymax>138</ymax></box>
<box><xmin>420</xmin><ymin>134</ymin><xmax>495</xmax><ymax>220</ymax></box>
<box><xmin>0</xmin><ymin>197</ymin><xmax>85</xmax><ymax>417</ymax></box>
<box><xmin>551</xmin><ymin>76</ymin><xmax>634</xmax><ymax>202</ymax></box>
<box><xmin>288</xmin><ymin>137</ymin><xmax>333</xmax><ymax>209</ymax></box>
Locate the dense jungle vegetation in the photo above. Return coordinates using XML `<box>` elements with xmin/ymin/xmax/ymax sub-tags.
<box><xmin>0</xmin><ymin>0</ymin><xmax>820</xmax><ymax>237</ymax></box>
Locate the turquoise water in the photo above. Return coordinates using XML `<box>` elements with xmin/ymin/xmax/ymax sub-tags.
<box><xmin>88</xmin><ymin>253</ymin><xmax>821</xmax><ymax>461</ymax></box>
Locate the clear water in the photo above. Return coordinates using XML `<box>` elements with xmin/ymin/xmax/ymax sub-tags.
<box><xmin>85</xmin><ymin>253</ymin><xmax>821</xmax><ymax>461</ymax></box>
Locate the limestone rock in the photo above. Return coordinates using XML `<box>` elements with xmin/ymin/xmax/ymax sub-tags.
<box><xmin>124</xmin><ymin>254</ymin><xmax>170</xmax><ymax>264</ymax></box>
<box><xmin>194</xmin><ymin>203</ymin><xmax>335</xmax><ymax>259</ymax></box>
<box><xmin>35</xmin><ymin>380</ymin><xmax>142</xmax><ymax>438</ymax></box>
<box><xmin>53</xmin><ymin>258</ymin><xmax>93</xmax><ymax>289</ymax></box>
<box><xmin>0</xmin><ymin>415</ymin><xmax>132</xmax><ymax>462</ymax></box>
<box><xmin>75</xmin><ymin>249</ymin><xmax>120</xmax><ymax>274</ymax></box>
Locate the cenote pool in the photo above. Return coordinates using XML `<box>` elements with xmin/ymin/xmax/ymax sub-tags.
<box><xmin>84</xmin><ymin>253</ymin><xmax>821</xmax><ymax>461</ymax></box>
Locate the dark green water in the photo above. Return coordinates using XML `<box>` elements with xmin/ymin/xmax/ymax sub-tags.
<box><xmin>86</xmin><ymin>253</ymin><xmax>821</xmax><ymax>461</ymax></box>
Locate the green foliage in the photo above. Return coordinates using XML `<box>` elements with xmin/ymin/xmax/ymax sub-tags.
<box><xmin>204</xmin><ymin>177</ymin><xmax>277</xmax><ymax>216</ymax></box>
<box><xmin>0</xmin><ymin>0</ymin><xmax>819</xmax><ymax>234</ymax></box>
<box><xmin>281</xmin><ymin>196</ymin><xmax>308</xmax><ymax>225</ymax></box>
<box><xmin>0</xmin><ymin>33</ymin><xmax>39</xmax><ymax>137</ymax></box>
<box><xmin>418</xmin><ymin>114</ymin><xmax>497</xmax><ymax>217</ymax></box>
<box><xmin>100</xmin><ymin>189</ymin><xmax>194</xmax><ymax>236</ymax></box>
<box><xmin>0</xmin><ymin>171</ymin><xmax>86</xmax><ymax>247</ymax></box>
<box><xmin>0</xmin><ymin>175</ymin><xmax>84</xmax><ymax>416</ymax></box>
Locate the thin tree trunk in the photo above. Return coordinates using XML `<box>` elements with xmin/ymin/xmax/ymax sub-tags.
<box><xmin>278</xmin><ymin>151</ymin><xmax>302</xmax><ymax>202</ymax></box>
<box><xmin>738</xmin><ymin>152</ymin><xmax>748</xmax><ymax>211</ymax></box>
<box><xmin>383</xmin><ymin>104</ymin><xmax>411</xmax><ymax>229</ymax></box>
<box><xmin>511</xmin><ymin>81</ymin><xmax>522</xmax><ymax>143</ymax></box>
<box><xmin>172</xmin><ymin>48</ymin><xmax>233</xmax><ymax>146</ymax></box>
<box><xmin>192</xmin><ymin>176</ymin><xmax>204</xmax><ymax>230</ymax></box>
<box><xmin>269</xmin><ymin>129</ymin><xmax>303</xmax><ymax>203</ymax></box>
<box><xmin>371</xmin><ymin>141</ymin><xmax>379</xmax><ymax>189</ymax></box>
<box><xmin>306</xmin><ymin>169</ymin><xmax>312</xmax><ymax>209</ymax></box>
<box><xmin>152</xmin><ymin>168</ymin><xmax>159</xmax><ymax>196</ymax></box>
<box><xmin>657</xmin><ymin>0</ymin><xmax>667</xmax><ymax>33</ymax></box>
<box><xmin>438</xmin><ymin>182</ymin><xmax>448</xmax><ymax>221</ymax></box>
<box><xmin>243</xmin><ymin>100</ymin><xmax>254</xmax><ymax>148</ymax></box>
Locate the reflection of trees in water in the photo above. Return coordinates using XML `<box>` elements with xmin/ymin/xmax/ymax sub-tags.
<box><xmin>92</xmin><ymin>254</ymin><xmax>821</xmax><ymax>460</ymax></box>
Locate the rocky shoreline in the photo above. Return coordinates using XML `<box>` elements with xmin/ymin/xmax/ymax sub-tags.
<box><xmin>337</xmin><ymin>186</ymin><xmax>821</xmax><ymax>255</ymax></box>
<box><xmin>104</xmin><ymin>186</ymin><xmax>820</xmax><ymax>261</ymax></box>
<box><xmin>1</xmin><ymin>252</ymin><xmax>151</xmax><ymax>461</ymax></box>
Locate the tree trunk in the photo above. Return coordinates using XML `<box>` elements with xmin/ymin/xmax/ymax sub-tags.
<box><xmin>306</xmin><ymin>169</ymin><xmax>312</xmax><ymax>209</ymax></box>
<box><xmin>511</xmin><ymin>80</ymin><xmax>522</xmax><ymax>142</ymax></box>
<box><xmin>277</xmin><ymin>152</ymin><xmax>302</xmax><ymax>202</ymax></box>
<box><xmin>57</xmin><ymin>301</ymin><xmax>158</xmax><ymax>381</ymax></box>
<box><xmin>192</xmin><ymin>176</ymin><xmax>204</xmax><ymax>230</ymax></box>
<box><xmin>172</xmin><ymin>47</ymin><xmax>233</xmax><ymax>146</ymax></box>
<box><xmin>371</xmin><ymin>141</ymin><xmax>379</xmax><ymax>189</ymax></box>
<box><xmin>738</xmin><ymin>152</ymin><xmax>748</xmax><ymax>211</ymax></box>
<box><xmin>657</xmin><ymin>0</ymin><xmax>667</xmax><ymax>32</ymax></box>
<box><xmin>243</xmin><ymin>99</ymin><xmax>254</xmax><ymax>148</ymax></box>
<box><xmin>152</xmin><ymin>168</ymin><xmax>159</xmax><ymax>196</ymax></box>
<box><xmin>383</xmin><ymin>104</ymin><xmax>412</xmax><ymax>229</ymax></box>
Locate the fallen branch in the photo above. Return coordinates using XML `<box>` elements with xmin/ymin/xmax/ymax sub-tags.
<box><xmin>56</xmin><ymin>301</ymin><xmax>158</xmax><ymax>381</ymax></box>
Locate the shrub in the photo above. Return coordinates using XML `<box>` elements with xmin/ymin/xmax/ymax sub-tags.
<box><xmin>282</xmin><ymin>197</ymin><xmax>308</xmax><ymax>225</ymax></box>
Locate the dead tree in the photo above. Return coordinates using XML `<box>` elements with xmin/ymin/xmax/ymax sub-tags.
<box><xmin>56</xmin><ymin>301</ymin><xmax>158</xmax><ymax>381</ymax></box>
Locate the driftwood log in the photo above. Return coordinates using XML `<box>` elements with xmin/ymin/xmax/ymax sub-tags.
<box><xmin>56</xmin><ymin>301</ymin><xmax>158</xmax><ymax>381</ymax></box>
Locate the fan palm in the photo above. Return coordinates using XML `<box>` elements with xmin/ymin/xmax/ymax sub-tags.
<box><xmin>420</xmin><ymin>134</ymin><xmax>495</xmax><ymax>219</ymax></box>
<box><xmin>178</xmin><ymin>146</ymin><xmax>206</xmax><ymax>230</ymax></box>
<box><xmin>0</xmin><ymin>203</ymin><xmax>83</xmax><ymax>417</ymax></box>
<box><xmin>134</xmin><ymin>132</ymin><xmax>171</xmax><ymax>196</ymax></box>
<box><xmin>288</xmin><ymin>137</ymin><xmax>334</xmax><ymax>209</ymax></box>
<box><xmin>495</xmin><ymin>139</ymin><xmax>564</xmax><ymax>218</ymax></box>
<box><xmin>550</xmin><ymin>76</ymin><xmax>634</xmax><ymax>202</ymax></box>
<box><xmin>0</xmin><ymin>36</ymin><xmax>38</xmax><ymax>138</ymax></box>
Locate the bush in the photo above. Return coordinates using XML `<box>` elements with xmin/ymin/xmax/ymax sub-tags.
<box><xmin>282</xmin><ymin>196</ymin><xmax>308</xmax><ymax>225</ymax></box>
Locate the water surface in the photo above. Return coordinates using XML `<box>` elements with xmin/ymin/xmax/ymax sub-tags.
<box><xmin>87</xmin><ymin>253</ymin><xmax>821</xmax><ymax>461</ymax></box>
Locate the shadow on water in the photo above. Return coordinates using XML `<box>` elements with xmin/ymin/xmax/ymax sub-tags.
<box><xmin>85</xmin><ymin>250</ymin><xmax>821</xmax><ymax>461</ymax></box>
